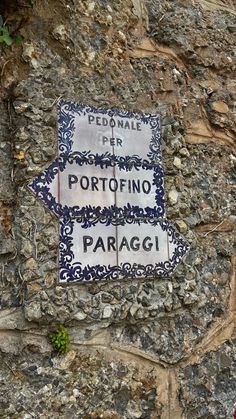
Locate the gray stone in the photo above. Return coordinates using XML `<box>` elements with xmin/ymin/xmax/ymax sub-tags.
<box><xmin>175</xmin><ymin>220</ymin><xmax>188</xmax><ymax>233</ymax></box>
<box><xmin>0</xmin><ymin>309</ymin><xmax>28</xmax><ymax>330</ymax></box>
<box><xmin>24</xmin><ymin>301</ymin><xmax>42</xmax><ymax>321</ymax></box>
<box><xmin>173</xmin><ymin>156</ymin><xmax>182</xmax><ymax>169</ymax></box>
<box><xmin>52</xmin><ymin>24</ymin><xmax>67</xmax><ymax>41</ymax></box>
<box><xmin>74</xmin><ymin>310</ymin><xmax>87</xmax><ymax>321</ymax></box>
<box><xmin>20</xmin><ymin>240</ymin><xmax>34</xmax><ymax>258</ymax></box>
<box><xmin>168</xmin><ymin>189</ymin><xmax>179</xmax><ymax>205</ymax></box>
<box><xmin>102</xmin><ymin>306</ymin><xmax>113</xmax><ymax>319</ymax></box>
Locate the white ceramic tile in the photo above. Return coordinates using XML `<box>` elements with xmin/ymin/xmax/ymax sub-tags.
<box><xmin>110</xmin><ymin>115</ymin><xmax>155</xmax><ymax>160</ymax></box>
<box><xmin>72</xmin><ymin>113</ymin><xmax>114</xmax><ymax>155</ymax></box>
<box><xmin>59</xmin><ymin>163</ymin><xmax>115</xmax><ymax>209</ymax></box>
<box><xmin>70</xmin><ymin>111</ymin><xmax>159</xmax><ymax>161</ymax></box>
<box><xmin>70</xmin><ymin>221</ymin><xmax>117</xmax><ymax>267</ymax></box>
<box><xmin>114</xmin><ymin>165</ymin><xmax>157</xmax><ymax>210</ymax></box>
<box><xmin>117</xmin><ymin>222</ymin><xmax>169</xmax><ymax>266</ymax></box>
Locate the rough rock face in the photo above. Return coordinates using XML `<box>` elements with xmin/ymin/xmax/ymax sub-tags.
<box><xmin>0</xmin><ymin>0</ymin><xmax>235</xmax><ymax>417</ymax></box>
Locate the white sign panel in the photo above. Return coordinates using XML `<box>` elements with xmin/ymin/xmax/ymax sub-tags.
<box><xmin>29</xmin><ymin>100</ymin><xmax>189</xmax><ymax>283</ymax></box>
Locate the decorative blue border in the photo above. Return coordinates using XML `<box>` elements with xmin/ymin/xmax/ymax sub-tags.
<box><xmin>28</xmin><ymin>100</ymin><xmax>190</xmax><ymax>283</ymax></box>
<box><xmin>59</xmin><ymin>218</ymin><xmax>190</xmax><ymax>283</ymax></box>
<box><xmin>58</xmin><ymin>99</ymin><xmax>162</xmax><ymax>163</ymax></box>
<box><xmin>28</xmin><ymin>154</ymin><xmax>165</xmax><ymax>223</ymax></box>
<box><xmin>29</xmin><ymin>100</ymin><xmax>165</xmax><ymax>222</ymax></box>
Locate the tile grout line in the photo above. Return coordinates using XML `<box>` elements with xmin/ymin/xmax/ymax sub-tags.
<box><xmin>111</xmin><ymin>124</ymin><xmax>119</xmax><ymax>267</ymax></box>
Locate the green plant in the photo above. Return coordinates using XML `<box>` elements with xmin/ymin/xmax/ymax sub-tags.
<box><xmin>0</xmin><ymin>15</ymin><xmax>22</xmax><ymax>46</ymax></box>
<box><xmin>48</xmin><ymin>325</ymin><xmax>70</xmax><ymax>354</ymax></box>
<box><xmin>0</xmin><ymin>16</ymin><xmax>13</xmax><ymax>46</ymax></box>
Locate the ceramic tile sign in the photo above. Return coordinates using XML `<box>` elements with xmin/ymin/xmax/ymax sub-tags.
<box><xmin>29</xmin><ymin>100</ymin><xmax>190</xmax><ymax>283</ymax></box>
<box><xmin>30</xmin><ymin>100</ymin><xmax>165</xmax><ymax>220</ymax></box>
<box><xmin>59</xmin><ymin>218</ymin><xmax>189</xmax><ymax>283</ymax></box>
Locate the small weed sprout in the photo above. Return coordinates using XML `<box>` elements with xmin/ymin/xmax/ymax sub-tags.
<box><xmin>48</xmin><ymin>325</ymin><xmax>70</xmax><ymax>354</ymax></box>
<box><xmin>0</xmin><ymin>16</ymin><xmax>13</xmax><ymax>46</ymax></box>
<box><xmin>0</xmin><ymin>15</ymin><xmax>22</xmax><ymax>46</ymax></box>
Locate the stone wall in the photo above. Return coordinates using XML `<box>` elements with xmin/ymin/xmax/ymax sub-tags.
<box><xmin>0</xmin><ymin>0</ymin><xmax>235</xmax><ymax>418</ymax></box>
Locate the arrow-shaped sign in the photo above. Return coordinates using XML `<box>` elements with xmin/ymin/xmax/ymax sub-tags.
<box><xmin>59</xmin><ymin>217</ymin><xmax>190</xmax><ymax>283</ymax></box>
<box><xmin>29</xmin><ymin>100</ymin><xmax>189</xmax><ymax>283</ymax></box>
